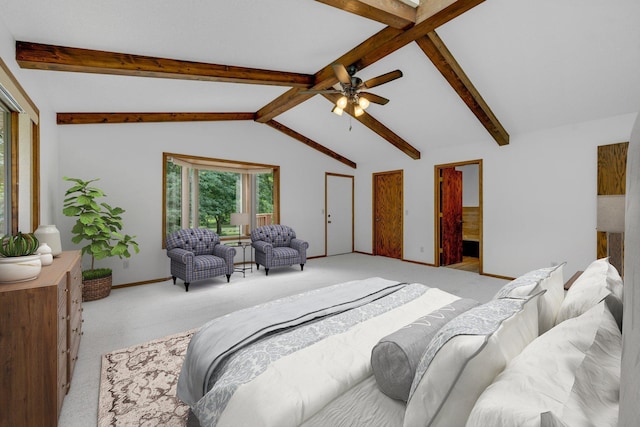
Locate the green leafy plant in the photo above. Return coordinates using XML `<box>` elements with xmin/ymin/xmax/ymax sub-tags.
<box><xmin>62</xmin><ymin>177</ymin><xmax>139</xmax><ymax>276</ymax></box>
<box><xmin>0</xmin><ymin>232</ymin><xmax>40</xmax><ymax>257</ymax></box>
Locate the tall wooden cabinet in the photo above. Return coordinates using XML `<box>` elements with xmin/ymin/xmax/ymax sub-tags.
<box><xmin>0</xmin><ymin>251</ymin><xmax>83</xmax><ymax>427</ymax></box>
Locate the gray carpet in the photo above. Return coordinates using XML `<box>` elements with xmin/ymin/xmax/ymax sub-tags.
<box><xmin>58</xmin><ymin>253</ymin><xmax>507</xmax><ymax>427</ymax></box>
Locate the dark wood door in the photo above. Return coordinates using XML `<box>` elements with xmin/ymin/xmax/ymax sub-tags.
<box><xmin>373</xmin><ymin>170</ymin><xmax>403</xmax><ymax>259</ymax></box>
<box><xmin>441</xmin><ymin>168</ymin><xmax>463</xmax><ymax>265</ymax></box>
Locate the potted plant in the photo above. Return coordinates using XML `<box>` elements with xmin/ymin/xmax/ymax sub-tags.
<box><xmin>62</xmin><ymin>177</ymin><xmax>139</xmax><ymax>301</ymax></box>
<box><xmin>0</xmin><ymin>232</ymin><xmax>42</xmax><ymax>283</ymax></box>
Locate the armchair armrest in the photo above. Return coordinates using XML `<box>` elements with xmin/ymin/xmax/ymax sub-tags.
<box><xmin>213</xmin><ymin>243</ymin><xmax>236</xmax><ymax>265</ymax></box>
<box><xmin>167</xmin><ymin>247</ymin><xmax>194</xmax><ymax>264</ymax></box>
<box><xmin>252</xmin><ymin>240</ymin><xmax>273</xmax><ymax>255</ymax></box>
<box><xmin>290</xmin><ymin>238</ymin><xmax>309</xmax><ymax>253</ymax></box>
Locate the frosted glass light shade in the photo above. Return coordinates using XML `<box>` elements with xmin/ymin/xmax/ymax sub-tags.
<box><xmin>336</xmin><ymin>96</ymin><xmax>348</xmax><ymax>109</ymax></box>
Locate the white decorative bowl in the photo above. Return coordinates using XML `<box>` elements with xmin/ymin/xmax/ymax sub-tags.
<box><xmin>0</xmin><ymin>255</ymin><xmax>43</xmax><ymax>283</ymax></box>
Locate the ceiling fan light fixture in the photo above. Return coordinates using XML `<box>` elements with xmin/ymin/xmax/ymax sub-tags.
<box><xmin>354</xmin><ymin>105</ymin><xmax>364</xmax><ymax>117</ymax></box>
<box><xmin>331</xmin><ymin>105</ymin><xmax>344</xmax><ymax>116</ymax></box>
<box><xmin>336</xmin><ymin>96</ymin><xmax>348</xmax><ymax>109</ymax></box>
<box><xmin>358</xmin><ymin>96</ymin><xmax>370</xmax><ymax>110</ymax></box>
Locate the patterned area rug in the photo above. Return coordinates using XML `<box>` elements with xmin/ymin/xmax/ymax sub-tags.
<box><xmin>98</xmin><ymin>329</ymin><xmax>197</xmax><ymax>426</ymax></box>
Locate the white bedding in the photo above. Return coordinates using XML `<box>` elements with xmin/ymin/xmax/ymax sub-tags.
<box><xmin>191</xmin><ymin>282</ymin><xmax>459</xmax><ymax>427</ymax></box>
<box><xmin>301</xmin><ymin>376</ymin><xmax>405</xmax><ymax>427</ymax></box>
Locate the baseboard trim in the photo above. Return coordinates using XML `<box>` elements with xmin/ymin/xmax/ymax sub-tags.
<box><xmin>113</xmin><ymin>277</ymin><xmax>172</xmax><ymax>289</ymax></box>
<box><xmin>402</xmin><ymin>258</ymin><xmax>437</xmax><ymax>267</ymax></box>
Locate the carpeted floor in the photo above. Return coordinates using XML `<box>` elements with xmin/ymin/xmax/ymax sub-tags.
<box><xmin>59</xmin><ymin>253</ymin><xmax>508</xmax><ymax>427</ymax></box>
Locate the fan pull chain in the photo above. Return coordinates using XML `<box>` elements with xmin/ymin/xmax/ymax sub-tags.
<box><xmin>349</xmin><ymin>116</ymin><xmax>352</xmax><ymax>131</ymax></box>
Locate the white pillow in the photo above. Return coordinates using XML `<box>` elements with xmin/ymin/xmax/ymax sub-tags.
<box><xmin>561</xmin><ymin>301</ymin><xmax>621</xmax><ymax>426</ymax></box>
<box><xmin>555</xmin><ymin>258</ymin><xmax>623</xmax><ymax>329</ymax></box>
<box><xmin>403</xmin><ymin>295</ymin><xmax>539</xmax><ymax>427</ymax></box>
<box><xmin>493</xmin><ymin>263</ymin><xmax>565</xmax><ymax>334</ymax></box>
<box><xmin>466</xmin><ymin>301</ymin><xmax>620</xmax><ymax>427</ymax></box>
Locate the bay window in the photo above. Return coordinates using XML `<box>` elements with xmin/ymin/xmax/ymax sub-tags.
<box><xmin>163</xmin><ymin>152</ymin><xmax>279</xmax><ymax>244</ymax></box>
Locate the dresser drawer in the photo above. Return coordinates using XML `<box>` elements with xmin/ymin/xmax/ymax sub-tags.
<box><xmin>58</xmin><ymin>276</ymin><xmax>68</xmax><ymax>310</ymax></box>
<box><xmin>69</xmin><ymin>329</ymin><xmax>81</xmax><ymax>381</ymax></box>
<box><xmin>57</xmin><ymin>278</ymin><xmax>68</xmax><ymax>350</ymax></box>
<box><xmin>58</xmin><ymin>335</ymin><xmax>68</xmax><ymax>401</ymax></box>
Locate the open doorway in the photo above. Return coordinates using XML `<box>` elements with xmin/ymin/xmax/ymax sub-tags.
<box><xmin>434</xmin><ymin>160</ymin><xmax>482</xmax><ymax>274</ymax></box>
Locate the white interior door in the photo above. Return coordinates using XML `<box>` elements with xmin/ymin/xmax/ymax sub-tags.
<box><xmin>326</xmin><ymin>174</ymin><xmax>353</xmax><ymax>256</ymax></box>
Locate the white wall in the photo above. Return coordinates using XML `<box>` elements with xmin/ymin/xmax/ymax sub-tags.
<box><xmin>354</xmin><ymin>113</ymin><xmax>637</xmax><ymax>278</ymax></box>
<box><xmin>55</xmin><ymin>120</ymin><xmax>353</xmax><ymax>284</ymax></box>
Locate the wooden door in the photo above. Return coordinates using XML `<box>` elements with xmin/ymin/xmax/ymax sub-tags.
<box><xmin>373</xmin><ymin>170</ymin><xmax>403</xmax><ymax>259</ymax></box>
<box><xmin>326</xmin><ymin>174</ymin><xmax>353</xmax><ymax>256</ymax></box>
<box><xmin>441</xmin><ymin>168</ymin><xmax>463</xmax><ymax>265</ymax></box>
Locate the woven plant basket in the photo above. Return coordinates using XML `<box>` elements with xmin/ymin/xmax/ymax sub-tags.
<box><xmin>82</xmin><ymin>274</ymin><xmax>112</xmax><ymax>301</ymax></box>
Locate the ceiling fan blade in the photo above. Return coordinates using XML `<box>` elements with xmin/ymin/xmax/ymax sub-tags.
<box><xmin>299</xmin><ymin>89</ymin><xmax>341</xmax><ymax>94</ymax></box>
<box><xmin>363</xmin><ymin>70</ymin><xmax>403</xmax><ymax>89</ymax></box>
<box><xmin>332</xmin><ymin>63</ymin><xmax>352</xmax><ymax>86</ymax></box>
<box><xmin>359</xmin><ymin>92</ymin><xmax>389</xmax><ymax>105</ymax></box>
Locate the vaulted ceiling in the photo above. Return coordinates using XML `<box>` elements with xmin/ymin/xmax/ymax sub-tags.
<box><xmin>2</xmin><ymin>0</ymin><xmax>639</xmax><ymax>167</ymax></box>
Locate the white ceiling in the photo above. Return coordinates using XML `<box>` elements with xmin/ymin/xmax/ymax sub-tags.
<box><xmin>2</xmin><ymin>0</ymin><xmax>639</xmax><ymax>164</ymax></box>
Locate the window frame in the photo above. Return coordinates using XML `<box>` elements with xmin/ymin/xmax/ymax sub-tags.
<box><xmin>162</xmin><ymin>152</ymin><xmax>280</xmax><ymax>247</ymax></box>
<box><xmin>0</xmin><ymin>58</ymin><xmax>40</xmax><ymax>236</ymax></box>
<box><xmin>0</xmin><ymin>102</ymin><xmax>11</xmax><ymax>234</ymax></box>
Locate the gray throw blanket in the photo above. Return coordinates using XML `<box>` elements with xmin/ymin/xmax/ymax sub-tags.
<box><xmin>177</xmin><ymin>278</ymin><xmax>408</xmax><ymax>406</ymax></box>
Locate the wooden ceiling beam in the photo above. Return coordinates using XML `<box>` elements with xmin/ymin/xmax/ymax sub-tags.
<box><xmin>265</xmin><ymin>120</ymin><xmax>357</xmax><ymax>168</ymax></box>
<box><xmin>56</xmin><ymin>112</ymin><xmax>256</xmax><ymax>125</ymax></box>
<box><xmin>416</xmin><ymin>0</ymin><xmax>482</xmax><ymax>25</ymax></box>
<box><xmin>323</xmin><ymin>93</ymin><xmax>420</xmax><ymax>159</ymax></box>
<box><xmin>314</xmin><ymin>0</ymin><xmax>416</xmax><ymax>29</ymax></box>
<box><xmin>416</xmin><ymin>32</ymin><xmax>509</xmax><ymax>146</ymax></box>
<box><xmin>16</xmin><ymin>41</ymin><xmax>314</xmax><ymax>87</ymax></box>
<box><xmin>354</xmin><ymin>0</ymin><xmax>485</xmax><ymax>69</ymax></box>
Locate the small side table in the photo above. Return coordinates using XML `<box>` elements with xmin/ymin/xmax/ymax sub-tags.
<box><xmin>226</xmin><ymin>241</ymin><xmax>253</xmax><ymax>277</ymax></box>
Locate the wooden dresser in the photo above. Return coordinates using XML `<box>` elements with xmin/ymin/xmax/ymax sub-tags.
<box><xmin>0</xmin><ymin>250</ymin><xmax>83</xmax><ymax>427</ymax></box>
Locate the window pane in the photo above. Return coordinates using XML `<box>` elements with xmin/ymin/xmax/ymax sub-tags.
<box><xmin>256</xmin><ymin>172</ymin><xmax>274</xmax><ymax>226</ymax></box>
<box><xmin>165</xmin><ymin>160</ymin><xmax>182</xmax><ymax>234</ymax></box>
<box><xmin>198</xmin><ymin>170</ymin><xmax>240</xmax><ymax>236</ymax></box>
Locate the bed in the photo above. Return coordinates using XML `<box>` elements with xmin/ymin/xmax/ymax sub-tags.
<box><xmin>177</xmin><ymin>258</ymin><xmax>624</xmax><ymax>427</ymax></box>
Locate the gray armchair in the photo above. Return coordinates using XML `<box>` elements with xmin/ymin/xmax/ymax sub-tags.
<box><xmin>165</xmin><ymin>228</ymin><xmax>236</xmax><ymax>292</ymax></box>
<box><xmin>251</xmin><ymin>224</ymin><xmax>309</xmax><ymax>275</ymax></box>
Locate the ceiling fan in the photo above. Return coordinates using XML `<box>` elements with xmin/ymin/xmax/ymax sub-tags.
<box><xmin>302</xmin><ymin>63</ymin><xmax>403</xmax><ymax>117</ymax></box>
